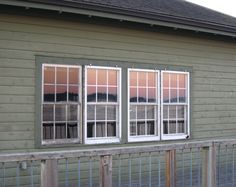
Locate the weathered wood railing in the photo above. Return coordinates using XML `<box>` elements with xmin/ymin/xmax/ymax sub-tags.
<box><xmin>0</xmin><ymin>139</ymin><xmax>236</xmax><ymax>187</ymax></box>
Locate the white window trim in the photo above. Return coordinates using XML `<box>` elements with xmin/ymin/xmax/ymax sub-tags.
<box><xmin>127</xmin><ymin>68</ymin><xmax>160</xmax><ymax>142</ymax></box>
<box><xmin>161</xmin><ymin>71</ymin><xmax>190</xmax><ymax>140</ymax></box>
<box><xmin>41</xmin><ymin>64</ymin><xmax>82</xmax><ymax>145</ymax></box>
<box><xmin>84</xmin><ymin>66</ymin><xmax>122</xmax><ymax>144</ymax></box>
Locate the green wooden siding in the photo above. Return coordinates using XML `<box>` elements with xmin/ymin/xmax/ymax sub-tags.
<box><xmin>0</xmin><ymin>13</ymin><xmax>236</xmax><ymax>151</ymax></box>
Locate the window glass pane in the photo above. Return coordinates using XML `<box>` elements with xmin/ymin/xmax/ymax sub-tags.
<box><xmin>43</xmin><ymin>123</ymin><xmax>53</xmax><ymax>140</ymax></box>
<box><xmin>138</xmin><ymin>72</ymin><xmax>146</xmax><ymax>87</ymax></box>
<box><xmin>170</xmin><ymin>73</ymin><xmax>177</xmax><ymax>88</ymax></box>
<box><xmin>148</xmin><ymin>72</ymin><xmax>156</xmax><ymax>87</ymax></box>
<box><xmin>107</xmin><ymin>106</ymin><xmax>116</xmax><ymax>120</ymax></box>
<box><xmin>177</xmin><ymin>106</ymin><xmax>185</xmax><ymax>119</ymax></box>
<box><xmin>179</xmin><ymin>89</ymin><xmax>186</xmax><ymax>103</ymax></box>
<box><xmin>169</xmin><ymin>121</ymin><xmax>176</xmax><ymax>134</ymax></box>
<box><xmin>97</xmin><ymin>86</ymin><xmax>107</xmax><ymax>102</ymax></box>
<box><xmin>163</xmin><ymin>73</ymin><xmax>169</xmax><ymax>88</ymax></box>
<box><xmin>179</xmin><ymin>74</ymin><xmax>186</xmax><ymax>88</ymax></box>
<box><xmin>137</xmin><ymin>121</ymin><xmax>145</xmax><ymax>135</ymax></box>
<box><xmin>108</xmin><ymin>70</ymin><xmax>117</xmax><ymax>86</ymax></box>
<box><xmin>96</xmin><ymin>105</ymin><xmax>106</xmax><ymax>121</ymax></box>
<box><xmin>96</xmin><ymin>122</ymin><xmax>106</xmax><ymax>137</ymax></box>
<box><xmin>147</xmin><ymin>121</ymin><xmax>155</xmax><ymax>135</ymax></box>
<box><xmin>163</xmin><ymin>121</ymin><xmax>168</xmax><ymax>134</ymax></box>
<box><xmin>130</xmin><ymin>71</ymin><xmax>137</xmax><ymax>86</ymax></box>
<box><xmin>43</xmin><ymin>104</ymin><xmax>54</xmax><ymax>121</ymax></box>
<box><xmin>44</xmin><ymin>66</ymin><xmax>55</xmax><ymax>84</ymax></box>
<box><xmin>163</xmin><ymin>89</ymin><xmax>169</xmax><ymax>103</ymax></box>
<box><xmin>56</xmin><ymin>85</ymin><xmax>67</xmax><ymax>102</ymax></box>
<box><xmin>69</xmin><ymin>86</ymin><xmax>78</xmax><ymax>102</ymax></box>
<box><xmin>108</xmin><ymin>87</ymin><xmax>117</xmax><ymax>102</ymax></box>
<box><xmin>138</xmin><ymin>88</ymin><xmax>146</xmax><ymax>102</ymax></box>
<box><xmin>170</xmin><ymin>89</ymin><xmax>177</xmax><ymax>103</ymax></box>
<box><xmin>67</xmin><ymin>123</ymin><xmax>78</xmax><ymax>138</ymax></box>
<box><xmin>55</xmin><ymin>104</ymin><xmax>66</xmax><ymax>121</ymax></box>
<box><xmin>69</xmin><ymin>68</ymin><xmax>79</xmax><ymax>84</ymax></box>
<box><xmin>177</xmin><ymin>121</ymin><xmax>185</xmax><ymax>133</ymax></box>
<box><xmin>87</xmin><ymin>105</ymin><xmax>95</xmax><ymax>121</ymax></box>
<box><xmin>107</xmin><ymin>122</ymin><xmax>116</xmax><ymax>137</ymax></box>
<box><xmin>147</xmin><ymin>106</ymin><xmax>154</xmax><ymax>119</ymax></box>
<box><xmin>67</xmin><ymin>105</ymin><xmax>77</xmax><ymax>121</ymax></box>
<box><xmin>148</xmin><ymin>88</ymin><xmax>156</xmax><ymax>102</ymax></box>
<box><xmin>87</xmin><ymin>69</ymin><xmax>96</xmax><ymax>85</ymax></box>
<box><xmin>130</xmin><ymin>105</ymin><xmax>136</xmax><ymax>120</ymax></box>
<box><xmin>55</xmin><ymin>123</ymin><xmax>66</xmax><ymax>139</ymax></box>
<box><xmin>56</xmin><ymin>67</ymin><xmax>67</xmax><ymax>84</ymax></box>
<box><xmin>163</xmin><ymin>106</ymin><xmax>168</xmax><ymax>119</ymax></box>
<box><xmin>87</xmin><ymin>86</ymin><xmax>96</xmax><ymax>102</ymax></box>
<box><xmin>97</xmin><ymin>69</ymin><xmax>107</xmax><ymax>85</ymax></box>
<box><xmin>130</xmin><ymin>122</ymin><xmax>136</xmax><ymax>136</ymax></box>
<box><xmin>44</xmin><ymin>85</ymin><xmax>55</xmax><ymax>102</ymax></box>
<box><xmin>87</xmin><ymin>122</ymin><xmax>95</xmax><ymax>138</ymax></box>
<box><xmin>137</xmin><ymin>106</ymin><xmax>145</xmax><ymax>119</ymax></box>
<box><xmin>169</xmin><ymin>105</ymin><xmax>176</xmax><ymax>119</ymax></box>
<box><xmin>130</xmin><ymin>87</ymin><xmax>137</xmax><ymax>102</ymax></box>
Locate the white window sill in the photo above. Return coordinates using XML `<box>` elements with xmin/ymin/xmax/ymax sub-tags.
<box><xmin>85</xmin><ymin>137</ymin><xmax>120</xmax><ymax>144</ymax></box>
<box><xmin>128</xmin><ymin>135</ymin><xmax>160</xmax><ymax>142</ymax></box>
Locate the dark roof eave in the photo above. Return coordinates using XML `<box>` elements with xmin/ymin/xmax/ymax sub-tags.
<box><xmin>1</xmin><ymin>0</ymin><xmax>236</xmax><ymax>38</ymax></box>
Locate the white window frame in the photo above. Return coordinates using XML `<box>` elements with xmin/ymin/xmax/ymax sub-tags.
<box><xmin>84</xmin><ymin>66</ymin><xmax>122</xmax><ymax>144</ymax></box>
<box><xmin>161</xmin><ymin>71</ymin><xmax>190</xmax><ymax>140</ymax></box>
<box><xmin>127</xmin><ymin>68</ymin><xmax>160</xmax><ymax>142</ymax></box>
<box><xmin>41</xmin><ymin>64</ymin><xmax>82</xmax><ymax>145</ymax></box>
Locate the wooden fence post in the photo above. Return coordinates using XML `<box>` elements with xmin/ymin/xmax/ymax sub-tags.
<box><xmin>166</xmin><ymin>150</ymin><xmax>176</xmax><ymax>187</ymax></box>
<box><xmin>41</xmin><ymin>159</ymin><xmax>58</xmax><ymax>187</ymax></box>
<box><xmin>202</xmin><ymin>144</ymin><xmax>216</xmax><ymax>187</ymax></box>
<box><xmin>100</xmin><ymin>155</ymin><xmax>112</xmax><ymax>187</ymax></box>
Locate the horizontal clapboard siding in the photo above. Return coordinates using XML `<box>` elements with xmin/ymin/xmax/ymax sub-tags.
<box><xmin>0</xmin><ymin>13</ymin><xmax>236</xmax><ymax>152</ymax></box>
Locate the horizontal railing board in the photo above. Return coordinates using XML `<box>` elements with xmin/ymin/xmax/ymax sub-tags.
<box><xmin>0</xmin><ymin>139</ymin><xmax>235</xmax><ymax>162</ymax></box>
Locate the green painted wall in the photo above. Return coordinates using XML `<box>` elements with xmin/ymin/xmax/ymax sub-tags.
<box><xmin>0</xmin><ymin>12</ymin><xmax>236</xmax><ymax>152</ymax></box>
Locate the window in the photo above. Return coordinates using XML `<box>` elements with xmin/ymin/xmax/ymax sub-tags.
<box><xmin>42</xmin><ymin>64</ymin><xmax>81</xmax><ymax>144</ymax></box>
<box><xmin>39</xmin><ymin>57</ymin><xmax>190</xmax><ymax>145</ymax></box>
<box><xmin>85</xmin><ymin>66</ymin><xmax>121</xmax><ymax>144</ymax></box>
<box><xmin>161</xmin><ymin>71</ymin><xmax>189</xmax><ymax>140</ymax></box>
<box><xmin>128</xmin><ymin>69</ymin><xmax>160</xmax><ymax>142</ymax></box>
<box><xmin>128</xmin><ymin>69</ymin><xmax>189</xmax><ymax>142</ymax></box>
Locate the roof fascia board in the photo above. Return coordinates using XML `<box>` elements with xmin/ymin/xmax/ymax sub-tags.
<box><xmin>1</xmin><ymin>0</ymin><xmax>236</xmax><ymax>38</ymax></box>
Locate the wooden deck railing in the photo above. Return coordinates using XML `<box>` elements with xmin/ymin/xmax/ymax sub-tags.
<box><xmin>0</xmin><ymin>139</ymin><xmax>236</xmax><ymax>187</ymax></box>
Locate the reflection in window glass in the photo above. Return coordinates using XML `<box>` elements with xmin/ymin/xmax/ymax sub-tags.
<box><xmin>43</xmin><ymin>123</ymin><xmax>53</xmax><ymax>140</ymax></box>
<box><xmin>147</xmin><ymin>121</ymin><xmax>155</xmax><ymax>135</ymax></box>
<box><xmin>67</xmin><ymin>105</ymin><xmax>77</xmax><ymax>121</ymax></box>
<box><xmin>44</xmin><ymin>85</ymin><xmax>55</xmax><ymax>102</ymax></box>
<box><xmin>44</xmin><ymin>67</ymin><xmax>55</xmax><ymax>84</ymax></box>
<box><xmin>107</xmin><ymin>122</ymin><xmax>116</xmax><ymax>137</ymax></box>
<box><xmin>67</xmin><ymin>123</ymin><xmax>78</xmax><ymax>138</ymax></box>
<box><xmin>97</xmin><ymin>69</ymin><xmax>107</xmax><ymax>85</ymax></box>
<box><xmin>42</xmin><ymin>64</ymin><xmax>81</xmax><ymax>143</ymax></box>
<box><xmin>86</xmin><ymin>66</ymin><xmax>120</xmax><ymax>141</ymax></box>
<box><xmin>56</xmin><ymin>85</ymin><xmax>67</xmax><ymax>102</ymax></box>
<box><xmin>69</xmin><ymin>68</ymin><xmax>79</xmax><ymax>84</ymax></box>
<box><xmin>56</xmin><ymin>67</ymin><xmax>67</xmax><ymax>84</ymax></box>
<box><xmin>107</xmin><ymin>106</ymin><xmax>116</xmax><ymax>120</ymax></box>
<box><xmin>69</xmin><ymin>86</ymin><xmax>78</xmax><ymax>102</ymax></box>
<box><xmin>43</xmin><ymin>104</ymin><xmax>54</xmax><ymax>121</ymax></box>
<box><xmin>87</xmin><ymin>86</ymin><xmax>96</xmax><ymax>102</ymax></box>
<box><xmin>96</xmin><ymin>122</ymin><xmax>106</xmax><ymax>137</ymax></box>
<box><xmin>108</xmin><ymin>70</ymin><xmax>117</xmax><ymax>85</ymax></box>
<box><xmin>97</xmin><ymin>86</ymin><xmax>107</xmax><ymax>102</ymax></box>
<box><xmin>137</xmin><ymin>121</ymin><xmax>145</xmax><ymax>135</ymax></box>
<box><xmin>128</xmin><ymin>69</ymin><xmax>158</xmax><ymax>138</ymax></box>
<box><xmin>55</xmin><ymin>123</ymin><xmax>66</xmax><ymax>139</ymax></box>
<box><xmin>162</xmin><ymin>71</ymin><xmax>189</xmax><ymax>137</ymax></box>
